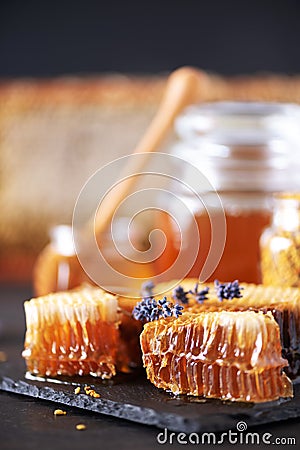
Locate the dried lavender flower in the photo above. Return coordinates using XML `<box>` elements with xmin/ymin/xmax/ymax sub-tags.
<box><xmin>214</xmin><ymin>279</ymin><xmax>244</xmax><ymax>301</ymax></box>
<box><xmin>133</xmin><ymin>296</ymin><xmax>183</xmax><ymax>322</ymax></box>
<box><xmin>141</xmin><ymin>280</ymin><xmax>155</xmax><ymax>298</ymax></box>
<box><xmin>190</xmin><ymin>283</ymin><xmax>210</xmax><ymax>304</ymax></box>
<box><xmin>173</xmin><ymin>303</ymin><xmax>184</xmax><ymax>318</ymax></box>
<box><xmin>172</xmin><ymin>285</ymin><xmax>189</xmax><ymax>304</ymax></box>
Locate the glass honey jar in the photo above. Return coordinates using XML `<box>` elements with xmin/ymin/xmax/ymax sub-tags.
<box><xmin>154</xmin><ymin>102</ymin><xmax>300</xmax><ymax>284</ymax></box>
<box><xmin>34</xmin><ymin>220</ymin><xmax>154</xmax><ymax>296</ymax></box>
<box><xmin>260</xmin><ymin>193</ymin><xmax>300</xmax><ymax>287</ymax></box>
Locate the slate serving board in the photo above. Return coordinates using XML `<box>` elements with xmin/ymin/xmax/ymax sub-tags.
<box><xmin>1</xmin><ymin>356</ymin><xmax>300</xmax><ymax>433</ymax></box>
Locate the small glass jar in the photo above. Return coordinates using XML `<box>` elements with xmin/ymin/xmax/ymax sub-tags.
<box><xmin>260</xmin><ymin>193</ymin><xmax>300</xmax><ymax>287</ymax></box>
<box><xmin>155</xmin><ymin>102</ymin><xmax>300</xmax><ymax>284</ymax></box>
<box><xmin>33</xmin><ymin>225</ymin><xmax>88</xmax><ymax>296</ymax></box>
<box><xmin>34</xmin><ymin>220</ymin><xmax>154</xmax><ymax>296</ymax></box>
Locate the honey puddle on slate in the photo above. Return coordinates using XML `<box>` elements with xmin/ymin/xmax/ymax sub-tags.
<box><xmin>25</xmin><ymin>370</ymin><xmax>293</xmax><ymax>409</ymax></box>
<box><xmin>25</xmin><ymin>368</ymin><xmax>143</xmax><ymax>387</ymax></box>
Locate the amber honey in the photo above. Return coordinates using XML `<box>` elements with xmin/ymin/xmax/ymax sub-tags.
<box><xmin>161</xmin><ymin>101</ymin><xmax>300</xmax><ymax>283</ymax></box>
<box><xmin>22</xmin><ymin>288</ymin><xmax>122</xmax><ymax>379</ymax></box>
<box><xmin>155</xmin><ymin>205</ymin><xmax>271</xmax><ymax>284</ymax></box>
<box><xmin>141</xmin><ymin>311</ymin><xmax>292</xmax><ymax>402</ymax></box>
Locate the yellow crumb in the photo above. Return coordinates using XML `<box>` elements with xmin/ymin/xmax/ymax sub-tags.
<box><xmin>83</xmin><ymin>385</ymin><xmax>100</xmax><ymax>398</ymax></box>
<box><xmin>76</xmin><ymin>424</ymin><xmax>86</xmax><ymax>431</ymax></box>
<box><xmin>92</xmin><ymin>392</ymin><xmax>101</xmax><ymax>398</ymax></box>
<box><xmin>54</xmin><ymin>409</ymin><xmax>67</xmax><ymax>416</ymax></box>
<box><xmin>74</xmin><ymin>387</ymin><xmax>81</xmax><ymax>394</ymax></box>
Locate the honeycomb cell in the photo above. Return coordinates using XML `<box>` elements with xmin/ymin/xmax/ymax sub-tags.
<box><xmin>140</xmin><ymin>311</ymin><xmax>293</xmax><ymax>402</ymax></box>
<box><xmin>22</xmin><ymin>287</ymin><xmax>122</xmax><ymax>379</ymax></box>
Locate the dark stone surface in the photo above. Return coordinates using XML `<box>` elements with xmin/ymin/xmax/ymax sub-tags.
<box><xmin>1</xmin><ymin>284</ymin><xmax>300</xmax><ymax>449</ymax></box>
<box><xmin>2</xmin><ymin>362</ymin><xmax>300</xmax><ymax>434</ymax></box>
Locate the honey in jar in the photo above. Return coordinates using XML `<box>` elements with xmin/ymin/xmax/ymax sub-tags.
<box><xmin>154</xmin><ymin>102</ymin><xmax>300</xmax><ymax>284</ymax></box>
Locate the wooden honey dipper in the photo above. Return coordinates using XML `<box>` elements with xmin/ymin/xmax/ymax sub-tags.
<box><xmin>33</xmin><ymin>67</ymin><xmax>216</xmax><ymax>296</ymax></box>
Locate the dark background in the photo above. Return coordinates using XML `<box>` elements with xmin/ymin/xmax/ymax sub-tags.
<box><xmin>0</xmin><ymin>0</ymin><xmax>300</xmax><ymax>78</ymax></box>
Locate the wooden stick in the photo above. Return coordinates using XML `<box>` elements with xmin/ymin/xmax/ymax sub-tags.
<box><xmin>93</xmin><ymin>67</ymin><xmax>211</xmax><ymax>238</ymax></box>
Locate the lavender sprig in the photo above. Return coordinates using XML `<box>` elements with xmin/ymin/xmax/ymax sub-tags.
<box><xmin>189</xmin><ymin>283</ymin><xmax>210</xmax><ymax>304</ymax></box>
<box><xmin>172</xmin><ymin>285</ymin><xmax>189</xmax><ymax>304</ymax></box>
<box><xmin>173</xmin><ymin>303</ymin><xmax>184</xmax><ymax>318</ymax></box>
<box><xmin>214</xmin><ymin>280</ymin><xmax>244</xmax><ymax>301</ymax></box>
<box><xmin>132</xmin><ymin>296</ymin><xmax>183</xmax><ymax>322</ymax></box>
<box><xmin>141</xmin><ymin>280</ymin><xmax>155</xmax><ymax>298</ymax></box>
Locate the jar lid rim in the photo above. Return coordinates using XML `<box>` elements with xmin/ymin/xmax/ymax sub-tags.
<box><xmin>180</xmin><ymin>101</ymin><xmax>300</xmax><ymax>118</ymax></box>
<box><xmin>173</xmin><ymin>101</ymin><xmax>300</xmax><ymax>192</ymax></box>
